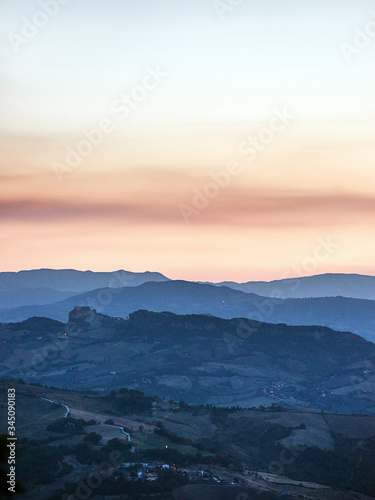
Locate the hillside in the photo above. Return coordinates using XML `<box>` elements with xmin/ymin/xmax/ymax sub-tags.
<box><xmin>1</xmin><ymin>381</ymin><xmax>375</xmax><ymax>499</ymax></box>
<box><xmin>208</xmin><ymin>273</ymin><xmax>375</xmax><ymax>300</ymax></box>
<box><xmin>1</xmin><ymin>308</ymin><xmax>375</xmax><ymax>414</ymax></box>
<box><xmin>1</xmin><ymin>280</ymin><xmax>375</xmax><ymax>341</ymax></box>
<box><xmin>0</xmin><ymin>268</ymin><xmax>169</xmax><ymax>292</ymax></box>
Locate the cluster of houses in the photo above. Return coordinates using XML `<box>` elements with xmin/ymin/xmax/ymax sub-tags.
<box><xmin>121</xmin><ymin>461</ymin><xmax>178</xmax><ymax>481</ymax></box>
<box><xmin>120</xmin><ymin>461</ymin><xmax>236</xmax><ymax>484</ymax></box>
<box><xmin>261</xmin><ymin>382</ymin><xmax>314</xmax><ymax>408</ymax></box>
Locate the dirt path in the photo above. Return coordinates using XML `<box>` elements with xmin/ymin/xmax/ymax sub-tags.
<box><xmin>67</xmin><ymin>406</ymin><xmax>155</xmax><ymax>432</ymax></box>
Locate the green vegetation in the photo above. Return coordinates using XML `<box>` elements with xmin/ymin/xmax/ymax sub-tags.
<box><xmin>112</xmin><ymin>387</ymin><xmax>154</xmax><ymax>414</ymax></box>
<box><xmin>48</xmin><ymin>469</ymin><xmax>185</xmax><ymax>500</ymax></box>
<box><xmin>46</xmin><ymin>416</ymin><xmax>96</xmax><ymax>434</ymax></box>
<box><xmin>84</xmin><ymin>431</ymin><xmax>102</xmax><ymax>444</ymax></box>
<box><xmin>3</xmin><ymin>381</ymin><xmax>375</xmax><ymax>499</ymax></box>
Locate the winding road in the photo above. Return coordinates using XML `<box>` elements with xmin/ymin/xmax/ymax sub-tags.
<box><xmin>104</xmin><ymin>423</ymin><xmax>131</xmax><ymax>442</ymax></box>
<box><xmin>41</xmin><ymin>397</ymin><xmax>70</xmax><ymax>418</ymax></box>
<box><xmin>41</xmin><ymin>397</ymin><xmax>131</xmax><ymax>441</ymax></box>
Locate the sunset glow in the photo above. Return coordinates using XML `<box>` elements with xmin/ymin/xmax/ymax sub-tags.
<box><xmin>1</xmin><ymin>0</ymin><xmax>375</xmax><ymax>280</ymax></box>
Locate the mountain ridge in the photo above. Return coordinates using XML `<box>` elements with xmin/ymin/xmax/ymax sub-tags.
<box><xmin>0</xmin><ymin>268</ymin><xmax>170</xmax><ymax>292</ymax></box>
<box><xmin>2</xmin><ymin>307</ymin><xmax>375</xmax><ymax>414</ymax></box>
<box><xmin>203</xmin><ymin>272</ymin><xmax>375</xmax><ymax>300</ymax></box>
<box><xmin>1</xmin><ymin>279</ymin><xmax>375</xmax><ymax>342</ymax></box>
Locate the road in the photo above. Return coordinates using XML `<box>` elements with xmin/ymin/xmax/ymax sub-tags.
<box><xmin>41</xmin><ymin>397</ymin><xmax>70</xmax><ymax>417</ymax></box>
<box><xmin>41</xmin><ymin>397</ymin><xmax>132</xmax><ymax>441</ymax></box>
<box><xmin>104</xmin><ymin>423</ymin><xmax>131</xmax><ymax>441</ymax></box>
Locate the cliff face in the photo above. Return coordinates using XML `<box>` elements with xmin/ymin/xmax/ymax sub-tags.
<box><xmin>67</xmin><ymin>307</ymin><xmax>127</xmax><ymax>339</ymax></box>
<box><xmin>68</xmin><ymin>306</ymin><xmax>98</xmax><ymax>326</ymax></box>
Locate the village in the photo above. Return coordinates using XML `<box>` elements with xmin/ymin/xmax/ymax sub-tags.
<box><xmin>119</xmin><ymin>461</ymin><xmax>238</xmax><ymax>485</ymax></box>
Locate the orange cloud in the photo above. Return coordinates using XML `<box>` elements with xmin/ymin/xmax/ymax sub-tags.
<box><xmin>1</xmin><ymin>189</ymin><xmax>374</xmax><ymax>230</ymax></box>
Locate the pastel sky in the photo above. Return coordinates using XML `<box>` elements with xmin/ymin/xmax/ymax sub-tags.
<box><xmin>1</xmin><ymin>0</ymin><xmax>375</xmax><ymax>281</ymax></box>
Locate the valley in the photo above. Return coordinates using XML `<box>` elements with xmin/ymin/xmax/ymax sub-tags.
<box><xmin>1</xmin><ymin>381</ymin><xmax>375</xmax><ymax>499</ymax></box>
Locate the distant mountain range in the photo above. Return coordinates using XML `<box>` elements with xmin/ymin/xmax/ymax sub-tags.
<box><xmin>0</xmin><ymin>287</ymin><xmax>74</xmax><ymax>310</ymax></box>
<box><xmin>203</xmin><ymin>273</ymin><xmax>375</xmax><ymax>301</ymax></box>
<box><xmin>0</xmin><ymin>269</ymin><xmax>169</xmax><ymax>308</ymax></box>
<box><xmin>1</xmin><ymin>279</ymin><xmax>375</xmax><ymax>342</ymax></box>
<box><xmin>0</xmin><ymin>268</ymin><xmax>170</xmax><ymax>293</ymax></box>
<box><xmin>2</xmin><ymin>307</ymin><xmax>375</xmax><ymax>414</ymax></box>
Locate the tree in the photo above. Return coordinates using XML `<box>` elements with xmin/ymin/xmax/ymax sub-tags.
<box><xmin>84</xmin><ymin>432</ymin><xmax>102</xmax><ymax>444</ymax></box>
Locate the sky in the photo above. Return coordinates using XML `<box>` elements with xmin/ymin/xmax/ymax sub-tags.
<box><xmin>0</xmin><ymin>0</ymin><xmax>375</xmax><ymax>281</ymax></box>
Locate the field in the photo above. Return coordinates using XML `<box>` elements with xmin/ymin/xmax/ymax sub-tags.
<box><xmin>2</xmin><ymin>380</ymin><xmax>375</xmax><ymax>499</ymax></box>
